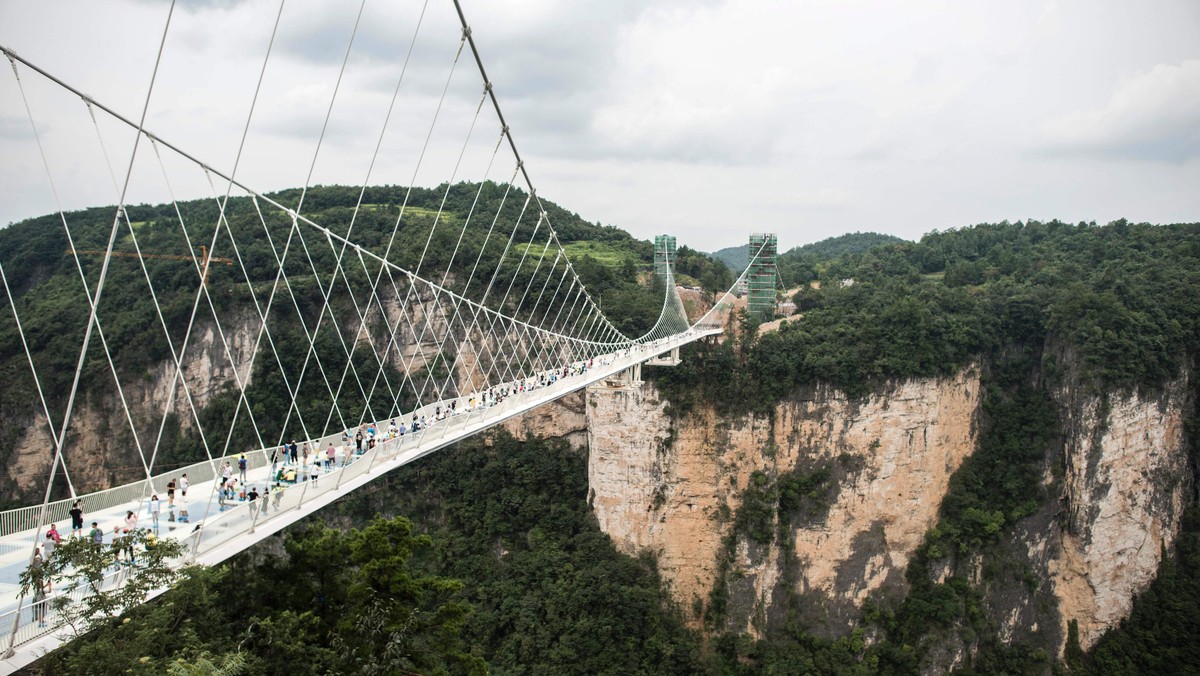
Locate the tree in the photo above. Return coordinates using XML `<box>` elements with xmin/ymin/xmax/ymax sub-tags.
<box><xmin>20</xmin><ymin>528</ymin><xmax>187</xmax><ymax>638</ymax></box>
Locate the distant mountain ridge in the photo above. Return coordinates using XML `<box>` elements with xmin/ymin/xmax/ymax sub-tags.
<box><xmin>709</xmin><ymin>231</ymin><xmax>908</xmax><ymax>273</ymax></box>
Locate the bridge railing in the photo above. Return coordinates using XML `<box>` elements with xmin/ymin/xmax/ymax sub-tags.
<box><xmin>0</xmin><ymin>437</ymin><xmax>389</xmax><ymax>651</ymax></box>
<box><xmin>0</xmin><ymin>452</ymin><xmax>246</xmax><ymax>543</ymax></box>
<box><xmin>0</xmin><ymin>559</ymin><xmax>134</xmax><ymax>650</ymax></box>
<box><xmin>0</xmin><ymin>429</ymin><xmax>368</xmax><ymax>544</ymax></box>
<box><xmin>0</xmin><ymin>333</ymin><xmax>715</xmax><ymax>547</ymax></box>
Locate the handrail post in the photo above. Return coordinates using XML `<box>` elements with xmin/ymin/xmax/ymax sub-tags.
<box><xmin>334</xmin><ymin>449</ymin><xmax>348</xmax><ymax>491</ymax></box>
<box><xmin>248</xmin><ymin>499</ymin><xmax>261</xmax><ymax>535</ymax></box>
<box><xmin>295</xmin><ymin>478</ymin><xmax>310</xmax><ymax>511</ymax></box>
<box><xmin>364</xmin><ymin>440</ymin><xmax>382</xmax><ymax>475</ymax></box>
<box><xmin>189</xmin><ymin>525</ymin><xmax>204</xmax><ymax>563</ymax></box>
<box><xmin>2</xmin><ymin>590</ymin><xmax>28</xmax><ymax>658</ymax></box>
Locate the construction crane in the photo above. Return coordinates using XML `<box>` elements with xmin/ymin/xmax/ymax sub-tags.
<box><xmin>65</xmin><ymin>245</ymin><xmax>234</xmax><ymax>286</ymax></box>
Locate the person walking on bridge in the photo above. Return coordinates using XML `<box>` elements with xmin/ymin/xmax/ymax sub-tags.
<box><xmin>238</xmin><ymin>453</ymin><xmax>248</xmax><ymax>484</ymax></box>
<box><xmin>31</xmin><ymin>551</ymin><xmax>47</xmax><ymax>627</ymax></box>
<box><xmin>149</xmin><ymin>494</ymin><xmax>161</xmax><ymax>531</ymax></box>
<box><xmin>42</xmin><ymin>530</ymin><xmax>57</xmax><ymax>561</ymax></box>
<box><xmin>69</xmin><ymin>500</ymin><xmax>84</xmax><ymax>538</ymax></box>
<box><xmin>88</xmin><ymin>521</ymin><xmax>103</xmax><ymax>550</ymax></box>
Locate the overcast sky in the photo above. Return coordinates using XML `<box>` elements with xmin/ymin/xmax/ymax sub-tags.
<box><xmin>1</xmin><ymin>0</ymin><xmax>1197</xmax><ymax>253</ymax></box>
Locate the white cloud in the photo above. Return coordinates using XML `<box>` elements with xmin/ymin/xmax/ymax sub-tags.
<box><xmin>1038</xmin><ymin>59</ymin><xmax>1200</xmax><ymax>162</ymax></box>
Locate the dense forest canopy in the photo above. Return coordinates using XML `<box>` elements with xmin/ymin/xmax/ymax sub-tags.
<box><xmin>776</xmin><ymin>231</ymin><xmax>909</xmax><ymax>287</ymax></box>
<box><xmin>662</xmin><ymin>219</ymin><xmax>1200</xmax><ymax>414</ymax></box>
<box><xmin>709</xmin><ymin>231</ymin><xmax>907</xmax><ymax>276</ymax></box>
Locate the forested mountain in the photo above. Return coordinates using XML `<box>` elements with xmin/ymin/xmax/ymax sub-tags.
<box><xmin>653</xmin><ymin>218</ymin><xmax>1200</xmax><ymax>673</ymax></box>
<box><xmin>12</xmin><ymin>204</ymin><xmax>1200</xmax><ymax>674</ymax></box>
<box><xmin>0</xmin><ymin>184</ymin><xmax>689</xmax><ymax>504</ymax></box>
<box><xmin>709</xmin><ymin>243</ymin><xmax>750</xmax><ymax>272</ymax></box>
<box><xmin>669</xmin><ymin>219</ymin><xmax>1199</xmax><ymax>409</ymax></box>
<box><xmin>710</xmin><ymin>231</ymin><xmax>906</xmax><ymax>276</ymax></box>
<box><xmin>777</xmin><ymin>231</ymin><xmax>908</xmax><ymax>286</ymax></box>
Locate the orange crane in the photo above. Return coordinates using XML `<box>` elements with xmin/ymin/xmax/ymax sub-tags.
<box><xmin>65</xmin><ymin>245</ymin><xmax>234</xmax><ymax>286</ymax></box>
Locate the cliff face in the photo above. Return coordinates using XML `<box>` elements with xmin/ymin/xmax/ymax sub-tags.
<box><xmin>588</xmin><ymin>369</ymin><xmax>982</xmax><ymax>634</ymax></box>
<box><xmin>585</xmin><ymin>362</ymin><xmax>1193</xmax><ymax>656</ymax></box>
<box><xmin>1051</xmin><ymin>376</ymin><xmax>1192</xmax><ymax>650</ymax></box>
<box><xmin>500</xmin><ymin>390</ymin><xmax>588</xmax><ymax>450</ymax></box>
<box><xmin>6</xmin><ymin>312</ymin><xmax>259</xmax><ymax>494</ymax></box>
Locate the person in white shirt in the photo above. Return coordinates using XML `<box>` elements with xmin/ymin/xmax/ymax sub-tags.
<box><xmin>148</xmin><ymin>494</ymin><xmax>161</xmax><ymax>530</ymax></box>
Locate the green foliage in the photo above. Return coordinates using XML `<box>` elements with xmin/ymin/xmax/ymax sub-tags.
<box><xmin>709</xmin><ymin>624</ymin><xmax>880</xmax><ymax>675</ymax></box>
<box><xmin>344</xmin><ymin>432</ymin><xmax>703</xmax><ymax>675</ymax></box>
<box><xmin>23</xmin><ymin>529</ymin><xmax>187</xmax><ymax>637</ymax></box>
<box><xmin>1065</xmin><ymin>619</ymin><xmax>1084</xmax><ymax>672</ymax></box>
<box><xmin>656</xmin><ymin>279</ymin><xmax>989</xmax><ymax>414</ymax></box>
<box><xmin>657</xmin><ymin>220</ymin><xmax>1200</xmax><ymax>419</ymax></box>
<box><xmin>729</xmin><ymin>464</ymin><xmax>837</xmax><ymax>546</ymax></box>
<box><xmin>708</xmin><ymin>244</ymin><xmax>750</xmax><ymax>273</ymax></box>
<box><xmin>709</xmin><ymin>231</ymin><xmax>905</xmax><ymax>279</ymax></box>
<box><xmin>39</xmin><ymin>516</ymin><xmax>483</xmax><ymax>675</ymax></box>
<box><xmin>675</xmin><ymin>245</ymin><xmax>733</xmax><ymax>295</ymax></box>
<box><xmin>776</xmin><ymin>465</ymin><xmax>834</xmax><ymax>523</ymax></box>
<box><xmin>734</xmin><ymin>471</ymin><xmax>778</xmax><ymax>545</ymax></box>
<box><xmin>929</xmin><ymin>367</ymin><xmax>1057</xmax><ymax>556</ymax></box>
<box><xmin>777</xmin><ymin>231</ymin><xmax>910</xmax><ymax>286</ymax></box>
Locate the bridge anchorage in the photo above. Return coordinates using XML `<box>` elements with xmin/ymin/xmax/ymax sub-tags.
<box><xmin>0</xmin><ymin>2</ymin><xmax>770</xmax><ymax>669</ymax></box>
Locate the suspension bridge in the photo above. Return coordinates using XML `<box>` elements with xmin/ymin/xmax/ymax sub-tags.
<box><xmin>0</xmin><ymin>1</ymin><xmax>765</xmax><ymax>669</ymax></box>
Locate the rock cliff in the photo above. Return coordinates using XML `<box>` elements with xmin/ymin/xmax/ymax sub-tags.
<box><xmin>587</xmin><ymin>368</ymin><xmax>982</xmax><ymax>635</ymax></box>
<box><xmin>1051</xmin><ymin>375</ymin><xmax>1192</xmax><ymax>650</ymax></box>
<box><xmin>585</xmin><ymin>362</ymin><xmax>1194</xmax><ymax>658</ymax></box>
<box><xmin>5</xmin><ymin>312</ymin><xmax>259</xmax><ymax>494</ymax></box>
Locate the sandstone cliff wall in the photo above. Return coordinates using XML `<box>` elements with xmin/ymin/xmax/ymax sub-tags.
<box><xmin>6</xmin><ymin>312</ymin><xmax>259</xmax><ymax>494</ymax></box>
<box><xmin>587</xmin><ymin>368</ymin><xmax>982</xmax><ymax>633</ymax></box>
<box><xmin>586</xmin><ymin>363</ymin><xmax>1193</xmax><ymax>656</ymax></box>
<box><xmin>1051</xmin><ymin>376</ymin><xmax>1192</xmax><ymax>650</ymax></box>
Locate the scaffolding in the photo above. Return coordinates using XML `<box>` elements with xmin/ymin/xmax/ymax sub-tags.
<box><xmin>747</xmin><ymin>233</ymin><xmax>777</xmax><ymax>321</ymax></box>
<box><xmin>653</xmin><ymin>234</ymin><xmax>676</xmax><ymax>279</ymax></box>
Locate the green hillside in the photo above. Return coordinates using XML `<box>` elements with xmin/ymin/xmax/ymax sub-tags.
<box><xmin>709</xmin><ymin>243</ymin><xmax>749</xmax><ymax>272</ymax></box>
<box><xmin>777</xmin><ymin>231</ymin><xmax>908</xmax><ymax>286</ymax></box>
<box><xmin>0</xmin><ymin>183</ymin><xmax>678</xmax><ymax>503</ymax></box>
<box><xmin>711</xmin><ymin>231</ymin><xmax>907</xmax><ymax>278</ymax></box>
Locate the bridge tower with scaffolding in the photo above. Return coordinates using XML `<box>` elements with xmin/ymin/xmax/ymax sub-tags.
<box><xmin>653</xmin><ymin>235</ymin><xmax>676</xmax><ymax>279</ymax></box>
<box><xmin>747</xmin><ymin>233</ymin><xmax>778</xmax><ymax>321</ymax></box>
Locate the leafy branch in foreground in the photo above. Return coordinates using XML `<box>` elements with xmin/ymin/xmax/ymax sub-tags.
<box><xmin>19</xmin><ymin>529</ymin><xmax>187</xmax><ymax>636</ymax></box>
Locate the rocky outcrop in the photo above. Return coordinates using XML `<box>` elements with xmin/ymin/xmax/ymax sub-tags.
<box><xmin>1051</xmin><ymin>376</ymin><xmax>1192</xmax><ymax>650</ymax></box>
<box><xmin>586</xmin><ymin>361</ymin><xmax>1194</xmax><ymax>656</ymax></box>
<box><xmin>587</xmin><ymin>368</ymin><xmax>983</xmax><ymax>633</ymax></box>
<box><xmin>5</xmin><ymin>312</ymin><xmax>259</xmax><ymax>494</ymax></box>
<box><xmin>500</xmin><ymin>391</ymin><xmax>588</xmax><ymax>450</ymax></box>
